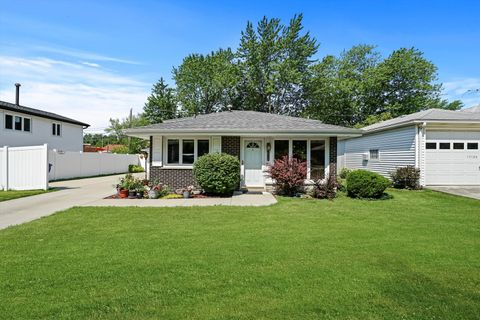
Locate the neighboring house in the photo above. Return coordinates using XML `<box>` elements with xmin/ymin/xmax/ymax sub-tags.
<box><xmin>125</xmin><ymin>111</ymin><xmax>361</xmax><ymax>190</ymax></box>
<box><xmin>338</xmin><ymin>108</ymin><xmax>480</xmax><ymax>186</ymax></box>
<box><xmin>0</xmin><ymin>84</ymin><xmax>89</xmax><ymax>151</ymax></box>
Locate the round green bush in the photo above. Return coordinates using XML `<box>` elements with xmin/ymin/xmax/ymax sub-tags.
<box><xmin>346</xmin><ymin>169</ymin><xmax>391</xmax><ymax>199</ymax></box>
<box><xmin>193</xmin><ymin>153</ymin><xmax>240</xmax><ymax>195</ymax></box>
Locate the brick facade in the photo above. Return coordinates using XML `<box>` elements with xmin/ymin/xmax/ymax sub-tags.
<box><xmin>150</xmin><ymin>167</ymin><xmax>196</xmax><ymax>190</ymax></box>
<box><xmin>329</xmin><ymin>136</ymin><xmax>337</xmax><ymax>179</ymax></box>
<box><xmin>221</xmin><ymin>136</ymin><xmax>241</xmax><ymax>158</ymax></box>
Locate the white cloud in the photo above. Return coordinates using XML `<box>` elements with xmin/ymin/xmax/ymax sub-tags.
<box><xmin>0</xmin><ymin>56</ymin><xmax>149</xmax><ymax>132</ymax></box>
<box><xmin>443</xmin><ymin>78</ymin><xmax>480</xmax><ymax>108</ymax></box>
<box><xmin>33</xmin><ymin>45</ymin><xmax>141</xmax><ymax>65</ymax></box>
<box><xmin>81</xmin><ymin>61</ymin><xmax>101</xmax><ymax>68</ymax></box>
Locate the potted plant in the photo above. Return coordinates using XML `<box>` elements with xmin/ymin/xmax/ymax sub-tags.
<box><xmin>117</xmin><ymin>176</ymin><xmax>129</xmax><ymax>198</ymax></box>
<box><xmin>136</xmin><ymin>185</ymin><xmax>145</xmax><ymax>199</ymax></box>
<box><xmin>147</xmin><ymin>183</ymin><xmax>162</xmax><ymax>199</ymax></box>
<box><xmin>182</xmin><ymin>185</ymin><xmax>194</xmax><ymax>199</ymax></box>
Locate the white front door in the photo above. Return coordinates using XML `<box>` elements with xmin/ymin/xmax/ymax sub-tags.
<box><xmin>244</xmin><ymin>140</ymin><xmax>263</xmax><ymax>186</ymax></box>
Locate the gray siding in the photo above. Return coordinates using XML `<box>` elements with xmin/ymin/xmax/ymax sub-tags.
<box><xmin>343</xmin><ymin>125</ymin><xmax>417</xmax><ymax>177</ymax></box>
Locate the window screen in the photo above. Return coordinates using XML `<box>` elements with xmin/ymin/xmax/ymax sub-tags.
<box><xmin>5</xmin><ymin>114</ymin><xmax>13</xmax><ymax>129</ymax></box>
<box><xmin>167</xmin><ymin>139</ymin><xmax>179</xmax><ymax>163</ymax></box>
<box><xmin>198</xmin><ymin>140</ymin><xmax>209</xmax><ymax>157</ymax></box>
<box><xmin>23</xmin><ymin>118</ymin><xmax>31</xmax><ymax>132</ymax></box>
<box><xmin>182</xmin><ymin>140</ymin><xmax>194</xmax><ymax>164</ymax></box>
<box><xmin>292</xmin><ymin>140</ymin><xmax>307</xmax><ymax>161</ymax></box>
<box><xmin>369</xmin><ymin>149</ymin><xmax>379</xmax><ymax>160</ymax></box>
<box><xmin>14</xmin><ymin>116</ymin><xmax>22</xmax><ymax>130</ymax></box>
<box><xmin>274</xmin><ymin>140</ymin><xmax>289</xmax><ymax>160</ymax></box>
<box><xmin>310</xmin><ymin>140</ymin><xmax>325</xmax><ymax>180</ymax></box>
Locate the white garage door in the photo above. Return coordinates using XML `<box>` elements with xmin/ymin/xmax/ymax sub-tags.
<box><xmin>425</xmin><ymin>131</ymin><xmax>480</xmax><ymax>185</ymax></box>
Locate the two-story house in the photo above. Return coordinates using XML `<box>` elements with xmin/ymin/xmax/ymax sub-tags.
<box><xmin>0</xmin><ymin>84</ymin><xmax>89</xmax><ymax>151</ymax></box>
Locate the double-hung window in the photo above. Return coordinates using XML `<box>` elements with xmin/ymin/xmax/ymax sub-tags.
<box><xmin>166</xmin><ymin>138</ymin><xmax>210</xmax><ymax>165</ymax></box>
<box><xmin>52</xmin><ymin>123</ymin><xmax>61</xmax><ymax>136</ymax></box>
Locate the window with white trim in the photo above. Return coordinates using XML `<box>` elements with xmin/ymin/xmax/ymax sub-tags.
<box><xmin>52</xmin><ymin>123</ymin><xmax>61</xmax><ymax>136</ymax></box>
<box><xmin>166</xmin><ymin>138</ymin><xmax>210</xmax><ymax>165</ymax></box>
<box><xmin>273</xmin><ymin>138</ymin><xmax>327</xmax><ymax>180</ymax></box>
<box><xmin>369</xmin><ymin>149</ymin><xmax>379</xmax><ymax>160</ymax></box>
<box><xmin>5</xmin><ymin>114</ymin><xmax>31</xmax><ymax>132</ymax></box>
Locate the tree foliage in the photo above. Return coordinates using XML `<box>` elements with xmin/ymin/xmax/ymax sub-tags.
<box><xmin>143</xmin><ymin>77</ymin><xmax>177</xmax><ymax>124</ymax></box>
<box><xmin>105</xmin><ymin>113</ymin><xmax>149</xmax><ymax>153</ymax></box>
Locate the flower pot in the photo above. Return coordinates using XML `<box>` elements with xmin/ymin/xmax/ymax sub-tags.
<box><xmin>128</xmin><ymin>190</ymin><xmax>136</xmax><ymax>199</ymax></box>
<box><xmin>136</xmin><ymin>191</ymin><xmax>143</xmax><ymax>199</ymax></box>
<box><xmin>183</xmin><ymin>191</ymin><xmax>190</xmax><ymax>199</ymax></box>
<box><xmin>119</xmin><ymin>189</ymin><xmax>128</xmax><ymax>198</ymax></box>
<box><xmin>148</xmin><ymin>190</ymin><xmax>159</xmax><ymax>199</ymax></box>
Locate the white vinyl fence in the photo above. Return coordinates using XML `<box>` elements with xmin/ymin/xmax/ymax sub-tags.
<box><xmin>1</xmin><ymin>144</ymin><xmax>49</xmax><ymax>190</ymax></box>
<box><xmin>48</xmin><ymin>149</ymin><xmax>139</xmax><ymax>181</ymax></box>
<box><xmin>1</xmin><ymin>144</ymin><xmax>140</xmax><ymax>190</ymax></box>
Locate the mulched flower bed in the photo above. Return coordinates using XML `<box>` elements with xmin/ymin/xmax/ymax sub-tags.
<box><xmin>105</xmin><ymin>193</ymin><xmax>221</xmax><ymax>199</ymax></box>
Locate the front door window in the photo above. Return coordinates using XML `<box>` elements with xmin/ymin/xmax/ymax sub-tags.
<box><xmin>244</xmin><ymin>140</ymin><xmax>263</xmax><ymax>186</ymax></box>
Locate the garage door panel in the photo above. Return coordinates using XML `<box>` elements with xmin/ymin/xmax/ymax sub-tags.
<box><xmin>425</xmin><ymin>130</ymin><xmax>480</xmax><ymax>185</ymax></box>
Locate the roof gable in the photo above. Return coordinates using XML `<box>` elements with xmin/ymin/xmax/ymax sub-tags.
<box><xmin>362</xmin><ymin>108</ymin><xmax>480</xmax><ymax>132</ymax></box>
<box><xmin>0</xmin><ymin>100</ymin><xmax>90</xmax><ymax>127</ymax></box>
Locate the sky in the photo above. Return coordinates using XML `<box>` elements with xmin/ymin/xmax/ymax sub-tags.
<box><xmin>1</xmin><ymin>0</ymin><xmax>479</xmax><ymax>133</ymax></box>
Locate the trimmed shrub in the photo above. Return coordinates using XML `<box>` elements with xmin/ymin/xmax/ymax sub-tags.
<box><xmin>111</xmin><ymin>145</ymin><xmax>130</xmax><ymax>154</ymax></box>
<box><xmin>346</xmin><ymin>170</ymin><xmax>391</xmax><ymax>199</ymax></box>
<box><xmin>128</xmin><ymin>164</ymin><xmax>144</xmax><ymax>173</ymax></box>
<box><xmin>391</xmin><ymin>166</ymin><xmax>421</xmax><ymax>190</ymax></box>
<box><xmin>312</xmin><ymin>175</ymin><xmax>337</xmax><ymax>200</ymax></box>
<box><xmin>339</xmin><ymin>167</ymin><xmax>352</xmax><ymax>179</ymax></box>
<box><xmin>265</xmin><ymin>156</ymin><xmax>307</xmax><ymax>196</ymax></box>
<box><xmin>193</xmin><ymin>153</ymin><xmax>240</xmax><ymax>195</ymax></box>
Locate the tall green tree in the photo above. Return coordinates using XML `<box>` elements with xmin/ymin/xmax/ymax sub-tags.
<box><xmin>371</xmin><ymin>48</ymin><xmax>441</xmax><ymax>117</ymax></box>
<box><xmin>304</xmin><ymin>45</ymin><xmax>380</xmax><ymax>126</ymax></box>
<box><xmin>143</xmin><ymin>78</ymin><xmax>177</xmax><ymax>124</ymax></box>
<box><xmin>173</xmin><ymin>48</ymin><xmax>240</xmax><ymax>115</ymax></box>
<box><xmin>237</xmin><ymin>14</ymin><xmax>318</xmax><ymax>115</ymax></box>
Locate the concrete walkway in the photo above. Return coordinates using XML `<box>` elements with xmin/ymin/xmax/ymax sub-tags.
<box><xmin>84</xmin><ymin>192</ymin><xmax>277</xmax><ymax>207</ymax></box>
<box><xmin>428</xmin><ymin>186</ymin><xmax>480</xmax><ymax>200</ymax></box>
<box><xmin>0</xmin><ymin>174</ymin><xmax>276</xmax><ymax>230</ymax></box>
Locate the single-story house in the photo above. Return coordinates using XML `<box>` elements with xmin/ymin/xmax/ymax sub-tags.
<box><xmin>1</xmin><ymin>84</ymin><xmax>89</xmax><ymax>151</ymax></box>
<box><xmin>338</xmin><ymin>108</ymin><xmax>480</xmax><ymax>186</ymax></box>
<box><xmin>125</xmin><ymin>111</ymin><xmax>361</xmax><ymax>190</ymax></box>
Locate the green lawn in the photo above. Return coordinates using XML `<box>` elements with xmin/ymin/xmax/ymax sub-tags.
<box><xmin>0</xmin><ymin>190</ymin><xmax>479</xmax><ymax>319</ymax></box>
<box><xmin>0</xmin><ymin>189</ymin><xmax>54</xmax><ymax>202</ymax></box>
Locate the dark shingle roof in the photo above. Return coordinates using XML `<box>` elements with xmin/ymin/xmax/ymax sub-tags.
<box><xmin>0</xmin><ymin>100</ymin><xmax>89</xmax><ymax>127</ymax></box>
<box><xmin>363</xmin><ymin>108</ymin><xmax>480</xmax><ymax>132</ymax></box>
<box><xmin>125</xmin><ymin>111</ymin><xmax>360</xmax><ymax>135</ymax></box>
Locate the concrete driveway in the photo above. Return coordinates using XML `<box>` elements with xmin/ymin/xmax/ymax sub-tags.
<box><xmin>0</xmin><ymin>173</ymin><xmax>276</xmax><ymax>230</ymax></box>
<box><xmin>0</xmin><ymin>173</ymin><xmax>134</xmax><ymax>230</ymax></box>
<box><xmin>428</xmin><ymin>186</ymin><xmax>480</xmax><ymax>200</ymax></box>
